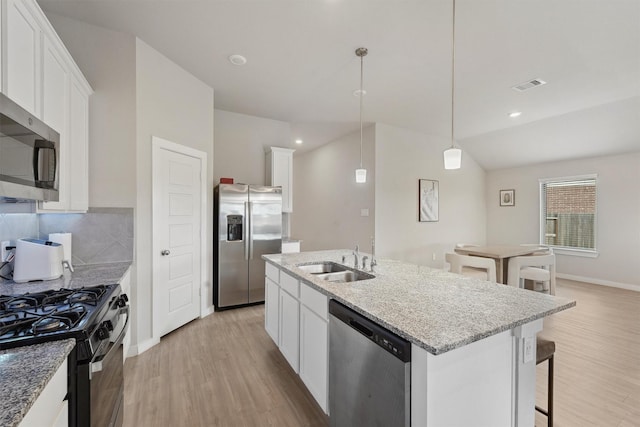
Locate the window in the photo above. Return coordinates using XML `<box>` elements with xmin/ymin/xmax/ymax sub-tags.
<box><xmin>540</xmin><ymin>175</ymin><xmax>597</xmax><ymax>255</ymax></box>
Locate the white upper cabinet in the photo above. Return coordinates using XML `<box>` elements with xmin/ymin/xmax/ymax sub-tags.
<box><xmin>40</xmin><ymin>33</ymin><xmax>69</xmax><ymax>210</ymax></box>
<box><xmin>4</xmin><ymin>0</ymin><xmax>41</xmax><ymax>115</ymax></box>
<box><xmin>2</xmin><ymin>0</ymin><xmax>92</xmax><ymax>211</ymax></box>
<box><xmin>266</xmin><ymin>147</ymin><xmax>294</xmax><ymax>213</ymax></box>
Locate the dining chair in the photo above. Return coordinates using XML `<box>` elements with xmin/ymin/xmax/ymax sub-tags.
<box><xmin>506</xmin><ymin>253</ymin><xmax>556</xmax><ymax>295</ymax></box>
<box><xmin>446</xmin><ymin>253</ymin><xmax>497</xmax><ymax>282</ymax></box>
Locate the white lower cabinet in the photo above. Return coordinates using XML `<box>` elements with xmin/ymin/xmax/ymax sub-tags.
<box><xmin>264</xmin><ymin>263</ymin><xmax>329</xmax><ymax>414</ymax></box>
<box><xmin>265</xmin><ymin>277</ymin><xmax>280</xmax><ymax>344</ymax></box>
<box><xmin>52</xmin><ymin>400</ymin><xmax>69</xmax><ymax>427</ymax></box>
<box><xmin>279</xmin><ymin>289</ymin><xmax>299</xmax><ymax>373</ymax></box>
<box><xmin>19</xmin><ymin>358</ymin><xmax>68</xmax><ymax>427</ymax></box>
<box><xmin>299</xmin><ymin>304</ymin><xmax>328</xmax><ymax>412</ymax></box>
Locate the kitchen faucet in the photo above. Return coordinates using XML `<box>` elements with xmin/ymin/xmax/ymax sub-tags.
<box><xmin>353</xmin><ymin>245</ymin><xmax>359</xmax><ymax>269</ymax></box>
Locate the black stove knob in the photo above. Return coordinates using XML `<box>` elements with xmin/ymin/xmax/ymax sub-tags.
<box><xmin>104</xmin><ymin>320</ymin><xmax>114</xmax><ymax>331</ymax></box>
<box><xmin>116</xmin><ymin>295</ymin><xmax>128</xmax><ymax>308</ymax></box>
<box><xmin>96</xmin><ymin>325</ymin><xmax>110</xmax><ymax>341</ymax></box>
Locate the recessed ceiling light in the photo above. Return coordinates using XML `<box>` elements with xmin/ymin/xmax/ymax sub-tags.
<box><xmin>509</xmin><ymin>111</ymin><xmax>522</xmax><ymax>118</ymax></box>
<box><xmin>228</xmin><ymin>54</ymin><xmax>247</xmax><ymax>66</ymax></box>
<box><xmin>295</xmin><ymin>139</ymin><xmax>303</xmax><ymax>145</ymax></box>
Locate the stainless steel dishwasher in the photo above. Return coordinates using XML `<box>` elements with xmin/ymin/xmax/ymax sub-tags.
<box><xmin>329</xmin><ymin>300</ymin><xmax>411</xmax><ymax>427</ymax></box>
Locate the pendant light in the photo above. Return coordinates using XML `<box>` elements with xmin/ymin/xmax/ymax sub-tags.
<box><xmin>443</xmin><ymin>0</ymin><xmax>462</xmax><ymax>170</ymax></box>
<box><xmin>355</xmin><ymin>47</ymin><xmax>368</xmax><ymax>183</ymax></box>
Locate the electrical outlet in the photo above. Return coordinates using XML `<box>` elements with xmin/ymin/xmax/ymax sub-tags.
<box><xmin>523</xmin><ymin>337</ymin><xmax>534</xmax><ymax>364</ymax></box>
<box><xmin>432</xmin><ymin>253</ymin><xmax>436</xmax><ymax>261</ymax></box>
<box><xmin>1</xmin><ymin>241</ymin><xmax>10</xmax><ymax>262</ymax></box>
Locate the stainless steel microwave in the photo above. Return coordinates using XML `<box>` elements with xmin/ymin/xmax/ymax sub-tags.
<box><xmin>0</xmin><ymin>92</ymin><xmax>60</xmax><ymax>202</ymax></box>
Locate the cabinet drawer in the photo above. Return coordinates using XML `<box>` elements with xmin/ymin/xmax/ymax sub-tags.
<box><xmin>300</xmin><ymin>282</ymin><xmax>328</xmax><ymax>321</ymax></box>
<box><xmin>280</xmin><ymin>271</ymin><xmax>299</xmax><ymax>298</ymax></box>
<box><xmin>265</xmin><ymin>262</ymin><xmax>279</xmax><ymax>283</ymax></box>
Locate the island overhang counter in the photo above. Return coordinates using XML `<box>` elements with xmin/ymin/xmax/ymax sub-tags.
<box><xmin>263</xmin><ymin>250</ymin><xmax>575</xmax><ymax>427</ymax></box>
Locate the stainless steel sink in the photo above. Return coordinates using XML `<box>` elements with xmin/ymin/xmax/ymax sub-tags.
<box><xmin>297</xmin><ymin>262</ymin><xmax>348</xmax><ymax>274</ymax></box>
<box><xmin>296</xmin><ymin>262</ymin><xmax>375</xmax><ymax>283</ymax></box>
<box><xmin>316</xmin><ymin>270</ymin><xmax>375</xmax><ymax>283</ymax></box>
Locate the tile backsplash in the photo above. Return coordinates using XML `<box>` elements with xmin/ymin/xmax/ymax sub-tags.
<box><xmin>0</xmin><ymin>207</ymin><xmax>133</xmax><ymax>266</ymax></box>
<box><xmin>0</xmin><ymin>213</ymin><xmax>39</xmax><ymax>242</ymax></box>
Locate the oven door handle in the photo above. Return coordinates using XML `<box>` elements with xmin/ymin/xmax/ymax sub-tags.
<box><xmin>90</xmin><ymin>305</ymin><xmax>130</xmax><ymax>379</ymax></box>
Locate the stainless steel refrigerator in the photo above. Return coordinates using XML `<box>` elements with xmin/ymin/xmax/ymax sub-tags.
<box><xmin>214</xmin><ymin>184</ymin><xmax>282</xmax><ymax>309</ymax></box>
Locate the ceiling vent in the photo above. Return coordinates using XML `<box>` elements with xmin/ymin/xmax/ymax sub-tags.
<box><xmin>512</xmin><ymin>78</ymin><xmax>547</xmax><ymax>92</ymax></box>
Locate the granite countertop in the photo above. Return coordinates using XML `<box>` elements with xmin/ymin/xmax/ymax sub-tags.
<box><xmin>0</xmin><ymin>262</ymin><xmax>131</xmax><ymax>294</ymax></box>
<box><xmin>263</xmin><ymin>250</ymin><xmax>576</xmax><ymax>355</ymax></box>
<box><xmin>0</xmin><ymin>339</ymin><xmax>75</xmax><ymax>427</ymax></box>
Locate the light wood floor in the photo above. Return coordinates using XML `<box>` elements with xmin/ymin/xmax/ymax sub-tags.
<box><xmin>123</xmin><ymin>279</ymin><xmax>639</xmax><ymax>427</ymax></box>
<box><xmin>123</xmin><ymin>306</ymin><xmax>327</xmax><ymax>427</ymax></box>
<box><xmin>534</xmin><ymin>279</ymin><xmax>640</xmax><ymax>427</ymax></box>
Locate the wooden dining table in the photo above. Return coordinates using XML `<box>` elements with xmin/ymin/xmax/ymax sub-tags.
<box><xmin>454</xmin><ymin>245</ymin><xmax>540</xmax><ymax>284</ymax></box>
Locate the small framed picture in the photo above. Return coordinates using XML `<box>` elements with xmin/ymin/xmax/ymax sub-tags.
<box><xmin>419</xmin><ymin>179</ymin><xmax>439</xmax><ymax>222</ymax></box>
<box><xmin>500</xmin><ymin>189</ymin><xmax>515</xmax><ymax>207</ymax></box>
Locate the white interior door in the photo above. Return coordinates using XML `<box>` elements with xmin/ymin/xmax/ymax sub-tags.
<box><xmin>153</xmin><ymin>138</ymin><xmax>203</xmax><ymax>337</ymax></box>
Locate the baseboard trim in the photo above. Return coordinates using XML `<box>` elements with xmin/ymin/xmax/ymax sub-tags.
<box><xmin>131</xmin><ymin>337</ymin><xmax>161</xmax><ymax>356</ymax></box>
<box><xmin>557</xmin><ymin>273</ymin><xmax>640</xmax><ymax>292</ymax></box>
<box><xmin>201</xmin><ymin>306</ymin><xmax>215</xmax><ymax>317</ymax></box>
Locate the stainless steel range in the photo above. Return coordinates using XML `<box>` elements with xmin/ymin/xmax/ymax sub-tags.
<box><xmin>0</xmin><ymin>284</ymin><xmax>130</xmax><ymax>427</ymax></box>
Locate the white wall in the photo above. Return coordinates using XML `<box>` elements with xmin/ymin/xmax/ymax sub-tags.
<box><xmin>292</xmin><ymin>126</ymin><xmax>375</xmax><ymax>253</ymax></box>
<box><xmin>375</xmin><ymin>123</ymin><xmax>487</xmax><ymax>267</ymax></box>
<box><xmin>486</xmin><ymin>153</ymin><xmax>640</xmax><ymax>287</ymax></box>
<box><xmin>46</xmin><ymin>13</ymin><xmax>137</xmax><ymax>208</ymax></box>
<box><xmin>213</xmin><ymin>109</ymin><xmax>291</xmax><ymax>185</ymax></box>
<box><xmin>135</xmin><ymin>39</ymin><xmax>214</xmax><ymax>345</ymax></box>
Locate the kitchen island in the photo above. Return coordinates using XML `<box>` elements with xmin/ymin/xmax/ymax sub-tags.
<box><xmin>263</xmin><ymin>250</ymin><xmax>575</xmax><ymax>427</ymax></box>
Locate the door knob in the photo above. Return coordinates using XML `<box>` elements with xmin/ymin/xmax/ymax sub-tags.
<box><xmin>161</xmin><ymin>250</ymin><xmax>170</xmax><ymax>256</ymax></box>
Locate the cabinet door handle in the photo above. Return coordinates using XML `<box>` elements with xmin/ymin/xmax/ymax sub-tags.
<box><xmin>161</xmin><ymin>250</ymin><xmax>170</xmax><ymax>256</ymax></box>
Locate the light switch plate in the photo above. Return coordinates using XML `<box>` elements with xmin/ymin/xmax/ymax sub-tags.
<box><xmin>360</xmin><ymin>208</ymin><xmax>369</xmax><ymax>217</ymax></box>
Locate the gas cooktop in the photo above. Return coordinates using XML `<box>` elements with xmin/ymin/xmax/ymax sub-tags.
<box><xmin>0</xmin><ymin>285</ymin><xmax>117</xmax><ymax>349</ymax></box>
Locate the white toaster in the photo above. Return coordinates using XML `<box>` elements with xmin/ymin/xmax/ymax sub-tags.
<box><xmin>13</xmin><ymin>238</ymin><xmax>64</xmax><ymax>283</ymax></box>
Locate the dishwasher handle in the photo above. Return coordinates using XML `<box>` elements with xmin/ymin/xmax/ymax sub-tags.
<box><xmin>349</xmin><ymin>318</ymin><xmax>373</xmax><ymax>339</ymax></box>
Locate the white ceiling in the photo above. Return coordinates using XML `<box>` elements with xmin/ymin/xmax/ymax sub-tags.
<box><xmin>38</xmin><ymin>0</ymin><xmax>640</xmax><ymax>168</ymax></box>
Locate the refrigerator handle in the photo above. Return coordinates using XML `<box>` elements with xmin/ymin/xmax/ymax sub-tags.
<box><xmin>244</xmin><ymin>201</ymin><xmax>249</xmax><ymax>260</ymax></box>
<box><xmin>248</xmin><ymin>201</ymin><xmax>254</xmax><ymax>259</ymax></box>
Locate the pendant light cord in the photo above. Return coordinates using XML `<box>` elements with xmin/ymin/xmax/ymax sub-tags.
<box><xmin>359</xmin><ymin>51</ymin><xmax>364</xmax><ymax>169</ymax></box>
<box><xmin>450</xmin><ymin>0</ymin><xmax>456</xmax><ymax>149</ymax></box>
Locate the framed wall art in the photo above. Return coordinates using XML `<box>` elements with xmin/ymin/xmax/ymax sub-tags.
<box><xmin>500</xmin><ymin>189</ymin><xmax>515</xmax><ymax>207</ymax></box>
<box><xmin>419</xmin><ymin>179</ymin><xmax>439</xmax><ymax>222</ymax></box>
